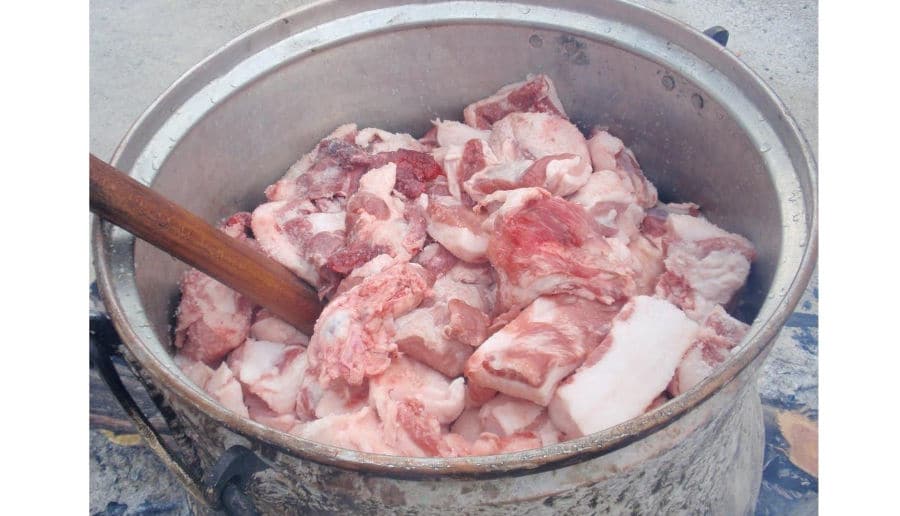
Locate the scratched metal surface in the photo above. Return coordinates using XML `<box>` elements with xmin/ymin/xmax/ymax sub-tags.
<box><xmin>89</xmin><ymin>1</ymin><xmax>817</xmax><ymax>514</ymax></box>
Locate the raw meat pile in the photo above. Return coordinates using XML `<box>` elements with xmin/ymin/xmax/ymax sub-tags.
<box><xmin>173</xmin><ymin>75</ymin><xmax>756</xmax><ymax>457</ymax></box>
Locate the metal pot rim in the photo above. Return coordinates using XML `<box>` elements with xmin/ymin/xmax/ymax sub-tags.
<box><xmin>93</xmin><ymin>0</ymin><xmax>818</xmax><ymax>477</ymax></box>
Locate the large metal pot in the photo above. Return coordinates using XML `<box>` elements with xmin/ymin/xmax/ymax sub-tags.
<box><xmin>92</xmin><ymin>0</ymin><xmax>817</xmax><ymax>513</ymax></box>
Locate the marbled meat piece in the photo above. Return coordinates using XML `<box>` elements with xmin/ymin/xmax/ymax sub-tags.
<box><xmin>585</xmin><ymin>128</ymin><xmax>658</xmax><ymax>208</ymax></box>
<box><xmin>463</xmin><ymin>74</ymin><xmax>567</xmax><ymax>129</ymax></box>
<box><xmin>395</xmin><ymin>259</ymin><xmax>495</xmax><ymax>377</ymax></box>
<box><xmin>655</xmin><ymin>214</ymin><xmax>755</xmax><ymax>321</ymax></box>
<box><xmin>485</xmin><ymin>112</ymin><xmax>591</xmax><ymax>196</ymax></box>
<box><xmin>549</xmin><ymin>296</ymin><xmax>698</xmax><ymax>437</ymax></box>
<box><xmin>423</xmin><ymin>176</ymin><xmax>491</xmax><ymax>262</ymax></box>
<box><xmin>482</xmin><ymin>187</ymin><xmax>638</xmax><ymax>314</ymax></box>
<box><xmin>250</xmin><ymin>198</ymin><xmax>346</xmax><ymax>293</ymax></box>
<box><xmin>326</xmin><ymin>163</ymin><xmax>427</xmax><ymax>274</ymax></box>
<box><xmin>369</xmin><ymin>356</ymin><xmax>466</xmax><ymax>456</ymax></box>
<box><xmin>465</xmin><ymin>295</ymin><xmax>620</xmax><ymax>405</ymax></box>
<box><xmin>264</xmin><ymin>123</ymin><xmax>370</xmax><ymax>205</ymax></box>
<box><xmin>306</xmin><ymin>262</ymin><xmax>432</xmax><ymax>386</ymax></box>
<box><xmin>668</xmin><ymin>305</ymin><xmax>751</xmax><ymax>396</ymax></box>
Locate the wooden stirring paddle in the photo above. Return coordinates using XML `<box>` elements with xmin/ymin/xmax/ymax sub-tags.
<box><xmin>89</xmin><ymin>154</ymin><xmax>321</xmax><ymax>335</ymax></box>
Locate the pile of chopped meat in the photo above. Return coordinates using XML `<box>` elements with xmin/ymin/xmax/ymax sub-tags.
<box><xmin>173</xmin><ymin>75</ymin><xmax>755</xmax><ymax>457</ymax></box>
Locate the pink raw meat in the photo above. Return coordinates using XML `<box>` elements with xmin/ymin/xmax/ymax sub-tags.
<box><xmin>655</xmin><ymin>214</ymin><xmax>755</xmax><ymax>321</ymax></box>
<box><xmin>465</xmin><ymin>295</ymin><xmax>620</xmax><ymax>405</ymax></box>
<box><xmin>668</xmin><ymin>305</ymin><xmax>751</xmax><ymax>396</ymax></box>
<box><xmin>326</xmin><ymin>163</ymin><xmax>427</xmax><ymax>275</ymax></box>
<box><xmin>486</xmin><ymin>112</ymin><xmax>591</xmax><ymax>196</ymax></box>
<box><xmin>394</xmin><ymin>259</ymin><xmax>495</xmax><ymax>376</ymax></box>
<box><xmin>250</xmin><ymin>309</ymin><xmax>309</xmax><ymax>347</ymax></box>
<box><xmin>548</xmin><ymin>296</ymin><xmax>698</xmax><ymax>437</ymax></box>
<box><xmin>463</xmin><ymin>74</ymin><xmax>567</xmax><ymax>129</ymax></box>
<box><xmin>306</xmin><ymin>262</ymin><xmax>432</xmax><ymax>386</ymax></box>
<box><xmin>423</xmin><ymin>177</ymin><xmax>491</xmax><ymax>263</ymax></box>
<box><xmin>251</xmin><ymin>198</ymin><xmax>346</xmax><ymax>293</ymax></box>
<box><xmin>483</xmin><ymin>188</ymin><xmax>638</xmax><ymax>314</ymax></box>
<box><xmin>585</xmin><ymin>128</ymin><xmax>658</xmax><ymax>208</ymax></box>
<box><xmin>265</xmin><ymin>123</ymin><xmax>370</xmax><ymax>206</ymax></box>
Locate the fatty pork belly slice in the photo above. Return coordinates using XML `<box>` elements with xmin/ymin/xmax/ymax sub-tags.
<box><xmin>669</xmin><ymin>305</ymin><xmax>751</xmax><ymax>396</ymax></box>
<box><xmin>655</xmin><ymin>213</ymin><xmax>756</xmax><ymax>321</ymax></box>
<box><xmin>251</xmin><ymin>198</ymin><xmax>346</xmax><ymax>292</ymax></box>
<box><xmin>265</xmin><ymin>124</ymin><xmax>371</xmax><ymax>205</ymax></box>
<box><xmin>175</xmin><ymin>354</ymin><xmax>249</xmax><ymax>418</ymax></box>
<box><xmin>326</xmin><ymin>163</ymin><xmax>428</xmax><ymax>275</ymax></box>
<box><xmin>394</xmin><ymin>259</ymin><xmax>495</xmax><ymax>377</ymax></box>
<box><xmin>478</xmin><ymin>395</ymin><xmax>564</xmax><ymax>446</ymax></box>
<box><xmin>585</xmin><ymin>128</ymin><xmax>658</xmax><ymax>208</ymax></box>
<box><xmin>483</xmin><ymin>188</ymin><xmax>638</xmax><ymax>314</ymax></box>
<box><xmin>465</xmin><ymin>294</ymin><xmax>619</xmax><ymax>406</ymax></box>
<box><xmin>463</xmin><ymin>74</ymin><xmax>568</xmax><ymax>129</ymax></box>
<box><xmin>423</xmin><ymin>177</ymin><xmax>491</xmax><ymax>263</ymax></box>
<box><xmin>174</xmin><ymin>213</ymin><xmax>255</xmax><ymax>365</ymax></box>
<box><xmin>548</xmin><ymin>296</ymin><xmax>699</xmax><ymax>438</ymax></box>
<box><xmin>369</xmin><ymin>356</ymin><xmax>466</xmax><ymax>457</ymax></box>
<box><xmin>306</xmin><ymin>262</ymin><xmax>432</xmax><ymax>386</ymax></box>
<box><xmin>227</xmin><ymin>339</ymin><xmax>309</xmax><ymax>418</ymax></box>
<box><xmin>485</xmin><ymin>112</ymin><xmax>592</xmax><ymax>197</ymax></box>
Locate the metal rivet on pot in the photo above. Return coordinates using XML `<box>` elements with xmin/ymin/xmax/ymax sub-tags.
<box><xmin>691</xmin><ymin>93</ymin><xmax>704</xmax><ymax>109</ymax></box>
<box><xmin>661</xmin><ymin>75</ymin><xmax>675</xmax><ymax>90</ymax></box>
<box><xmin>529</xmin><ymin>34</ymin><xmax>543</xmax><ymax>48</ymax></box>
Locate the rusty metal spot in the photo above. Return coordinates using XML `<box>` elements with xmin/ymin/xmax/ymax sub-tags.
<box><xmin>556</xmin><ymin>34</ymin><xmax>590</xmax><ymax>65</ymax></box>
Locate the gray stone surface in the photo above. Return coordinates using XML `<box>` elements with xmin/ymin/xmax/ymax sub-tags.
<box><xmin>89</xmin><ymin>1</ymin><xmax>817</xmax><ymax>514</ymax></box>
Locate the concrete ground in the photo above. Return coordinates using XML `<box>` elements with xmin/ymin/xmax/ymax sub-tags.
<box><xmin>89</xmin><ymin>1</ymin><xmax>817</xmax><ymax>514</ymax></box>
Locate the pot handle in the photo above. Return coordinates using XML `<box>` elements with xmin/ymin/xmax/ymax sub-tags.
<box><xmin>703</xmin><ymin>25</ymin><xmax>729</xmax><ymax>47</ymax></box>
<box><xmin>90</xmin><ymin>296</ymin><xmax>263</xmax><ymax>515</ymax></box>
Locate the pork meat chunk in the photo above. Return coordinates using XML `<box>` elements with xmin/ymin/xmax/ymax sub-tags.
<box><xmin>465</xmin><ymin>295</ymin><xmax>620</xmax><ymax>405</ymax></box>
<box><xmin>485</xmin><ymin>112</ymin><xmax>591</xmax><ymax>196</ymax></box>
<box><xmin>306</xmin><ymin>262</ymin><xmax>432</xmax><ymax>386</ymax></box>
<box><xmin>423</xmin><ymin>177</ymin><xmax>491</xmax><ymax>263</ymax></box>
<box><xmin>668</xmin><ymin>305</ymin><xmax>751</xmax><ymax>396</ymax></box>
<box><xmin>395</xmin><ymin>260</ymin><xmax>495</xmax><ymax>377</ymax></box>
<box><xmin>548</xmin><ymin>296</ymin><xmax>698</xmax><ymax>437</ymax></box>
<box><xmin>655</xmin><ymin>214</ymin><xmax>755</xmax><ymax>321</ymax></box>
<box><xmin>292</xmin><ymin>407</ymin><xmax>395</xmax><ymax>454</ymax></box>
<box><xmin>326</xmin><ymin>163</ymin><xmax>428</xmax><ymax>275</ymax></box>
<box><xmin>369</xmin><ymin>356</ymin><xmax>466</xmax><ymax>456</ymax></box>
<box><xmin>585</xmin><ymin>129</ymin><xmax>658</xmax><ymax>208</ymax></box>
<box><xmin>251</xmin><ymin>198</ymin><xmax>346</xmax><ymax>293</ymax></box>
<box><xmin>463</xmin><ymin>74</ymin><xmax>567</xmax><ymax>129</ymax></box>
<box><xmin>227</xmin><ymin>339</ymin><xmax>308</xmax><ymax>416</ymax></box>
<box><xmin>483</xmin><ymin>188</ymin><xmax>637</xmax><ymax>314</ymax></box>
<box><xmin>264</xmin><ymin>124</ymin><xmax>370</xmax><ymax>206</ymax></box>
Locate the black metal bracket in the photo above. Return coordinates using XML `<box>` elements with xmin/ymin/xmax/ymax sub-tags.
<box><xmin>203</xmin><ymin>446</ymin><xmax>267</xmax><ymax>516</ymax></box>
<box><xmin>703</xmin><ymin>25</ymin><xmax>729</xmax><ymax>47</ymax></box>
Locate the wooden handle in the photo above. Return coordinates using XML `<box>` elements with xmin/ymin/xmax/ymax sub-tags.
<box><xmin>90</xmin><ymin>154</ymin><xmax>321</xmax><ymax>335</ymax></box>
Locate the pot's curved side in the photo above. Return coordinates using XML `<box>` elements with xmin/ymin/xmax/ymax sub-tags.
<box><xmin>166</xmin><ymin>358</ymin><xmax>764</xmax><ymax>514</ymax></box>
